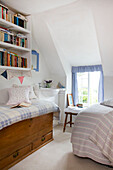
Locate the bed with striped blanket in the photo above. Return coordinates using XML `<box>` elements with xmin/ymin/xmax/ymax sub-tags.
<box><xmin>71</xmin><ymin>104</ymin><xmax>113</xmax><ymax>166</ymax></box>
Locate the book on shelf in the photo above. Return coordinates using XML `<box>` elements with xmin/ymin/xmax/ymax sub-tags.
<box><xmin>0</xmin><ymin>48</ymin><xmax>27</xmax><ymax>68</ymax></box>
<box><xmin>11</xmin><ymin>102</ymin><xmax>31</xmax><ymax>109</ymax></box>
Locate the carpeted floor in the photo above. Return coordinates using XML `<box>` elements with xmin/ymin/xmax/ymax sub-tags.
<box><xmin>10</xmin><ymin>125</ymin><xmax>112</xmax><ymax>170</ymax></box>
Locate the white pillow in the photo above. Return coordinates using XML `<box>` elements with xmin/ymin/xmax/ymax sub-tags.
<box><xmin>101</xmin><ymin>99</ymin><xmax>113</xmax><ymax>107</ymax></box>
<box><xmin>13</xmin><ymin>84</ymin><xmax>37</xmax><ymax>100</ymax></box>
<box><xmin>29</xmin><ymin>86</ymin><xmax>37</xmax><ymax>99</ymax></box>
<box><xmin>33</xmin><ymin>84</ymin><xmax>39</xmax><ymax>98</ymax></box>
<box><xmin>7</xmin><ymin>87</ymin><xmax>31</xmax><ymax>106</ymax></box>
<box><xmin>0</xmin><ymin>88</ymin><xmax>9</xmax><ymax>104</ymax></box>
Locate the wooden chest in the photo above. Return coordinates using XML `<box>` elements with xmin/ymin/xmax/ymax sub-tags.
<box><xmin>0</xmin><ymin>112</ymin><xmax>53</xmax><ymax>170</ymax></box>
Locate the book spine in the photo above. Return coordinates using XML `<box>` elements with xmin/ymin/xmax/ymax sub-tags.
<box><xmin>17</xmin><ymin>56</ymin><xmax>18</xmax><ymax>67</ymax></box>
<box><xmin>10</xmin><ymin>53</ymin><xmax>12</xmax><ymax>66</ymax></box>
<box><xmin>3</xmin><ymin>8</ymin><xmax>6</xmax><ymax>20</ymax></box>
<box><xmin>4</xmin><ymin>32</ymin><xmax>8</xmax><ymax>42</ymax></box>
<box><xmin>23</xmin><ymin>58</ymin><xmax>24</xmax><ymax>68</ymax></box>
<box><xmin>25</xmin><ymin>58</ymin><xmax>27</xmax><ymax>68</ymax></box>
<box><xmin>0</xmin><ymin>51</ymin><xmax>2</xmax><ymax>65</ymax></box>
<box><xmin>19</xmin><ymin>57</ymin><xmax>21</xmax><ymax>67</ymax></box>
<box><xmin>17</xmin><ymin>17</ymin><xmax>19</xmax><ymax>25</ymax></box>
<box><xmin>0</xmin><ymin>6</ymin><xmax>2</xmax><ymax>18</ymax></box>
<box><xmin>25</xmin><ymin>38</ymin><xmax>27</xmax><ymax>48</ymax></box>
<box><xmin>12</xmin><ymin>15</ymin><xmax>14</xmax><ymax>24</ymax></box>
<box><xmin>1</xmin><ymin>52</ymin><xmax>4</xmax><ymax>65</ymax></box>
<box><xmin>4</xmin><ymin>51</ymin><xmax>7</xmax><ymax>66</ymax></box>
<box><xmin>2</xmin><ymin>7</ymin><xmax>3</xmax><ymax>19</ymax></box>
<box><xmin>19</xmin><ymin>18</ymin><xmax>24</xmax><ymax>28</ymax></box>
<box><xmin>3</xmin><ymin>51</ymin><xmax>5</xmax><ymax>66</ymax></box>
<box><xmin>21</xmin><ymin>57</ymin><xmax>22</xmax><ymax>67</ymax></box>
<box><xmin>14</xmin><ymin>16</ymin><xmax>16</xmax><ymax>25</ymax></box>
<box><xmin>8</xmin><ymin>13</ymin><xmax>12</xmax><ymax>22</ymax></box>
<box><xmin>7</xmin><ymin>52</ymin><xmax>10</xmax><ymax>66</ymax></box>
<box><xmin>19</xmin><ymin>37</ymin><xmax>21</xmax><ymax>46</ymax></box>
<box><xmin>6</xmin><ymin>9</ymin><xmax>8</xmax><ymax>21</ymax></box>
<box><xmin>12</xmin><ymin>54</ymin><xmax>14</xmax><ymax>66</ymax></box>
<box><xmin>24</xmin><ymin>58</ymin><xmax>26</xmax><ymax>68</ymax></box>
<box><xmin>16</xmin><ymin>37</ymin><xmax>19</xmax><ymax>46</ymax></box>
<box><xmin>15</xmin><ymin>55</ymin><xmax>17</xmax><ymax>67</ymax></box>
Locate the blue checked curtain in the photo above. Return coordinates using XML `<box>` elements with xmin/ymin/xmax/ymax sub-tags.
<box><xmin>72</xmin><ymin>65</ymin><xmax>104</xmax><ymax>105</ymax></box>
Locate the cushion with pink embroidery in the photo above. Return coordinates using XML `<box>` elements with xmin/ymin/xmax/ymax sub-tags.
<box><xmin>12</xmin><ymin>84</ymin><xmax>37</xmax><ymax>100</ymax></box>
<box><xmin>7</xmin><ymin>87</ymin><xmax>31</xmax><ymax>106</ymax></box>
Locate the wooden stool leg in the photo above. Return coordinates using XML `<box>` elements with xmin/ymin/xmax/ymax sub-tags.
<box><xmin>70</xmin><ymin>114</ymin><xmax>72</xmax><ymax>127</ymax></box>
<box><xmin>63</xmin><ymin>114</ymin><xmax>68</xmax><ymax>132</ymax></box>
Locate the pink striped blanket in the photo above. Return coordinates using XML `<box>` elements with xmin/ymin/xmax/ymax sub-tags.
<box><xmin>71</xmin><ymin>104</ymin><xmax>113</xmax><ymax>166</ymax></box>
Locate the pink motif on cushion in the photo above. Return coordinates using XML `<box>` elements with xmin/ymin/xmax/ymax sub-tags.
<box><xmin>7</xmin><ymin>87</ymin><xmax>31</xmax><ymax>106</ymax></box>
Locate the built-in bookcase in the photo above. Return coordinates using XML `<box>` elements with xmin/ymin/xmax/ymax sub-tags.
<box><xmin>0</xmin><ymin>3</ymin><xmax>31</xmax><ymax>71</ymax></box>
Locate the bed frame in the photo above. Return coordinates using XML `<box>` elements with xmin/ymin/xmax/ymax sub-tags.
<box><xmin>0</xmin><ymin>112</ymin><xmax>53</xmax><ymax>169</ymax></box>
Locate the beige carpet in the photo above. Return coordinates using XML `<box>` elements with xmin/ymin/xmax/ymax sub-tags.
<box><xmin>10</xmin><ymin>125</ymin><xmax>112</xmax><ymax>170</ymax></box>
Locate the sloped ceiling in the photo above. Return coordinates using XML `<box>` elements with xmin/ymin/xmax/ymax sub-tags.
<box><xmin>1</xmin><ymin>0</ymin><xmax>113</xmax><ymax>80</ymax></box>
<box><xmin>44</xmin><ymin>2</ymin><xmax>101</xmax><ymax>67</ymax></box>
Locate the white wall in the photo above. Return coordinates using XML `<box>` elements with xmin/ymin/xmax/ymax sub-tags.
<box><xmin>104</xmin><ymin>76</ymin><xmax>113</xmax><ymax>100</ymax></box>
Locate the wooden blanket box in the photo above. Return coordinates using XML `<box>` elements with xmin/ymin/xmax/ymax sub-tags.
<box><xmin>0</xmin><ymin>112</ymin><xmax>53</xmax><ymax>170</ymax></box>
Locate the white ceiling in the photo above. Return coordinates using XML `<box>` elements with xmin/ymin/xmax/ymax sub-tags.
<box><xmin>1</xmin><ymin>0</ymin><xmax>77</xmax><ymax>14</ymax></box>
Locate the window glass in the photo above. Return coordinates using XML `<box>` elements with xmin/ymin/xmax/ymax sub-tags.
<box><xmin>77</xmin><ymin>71</ymin><xmax>100</xmax><ymax>106</ymax></box>
<box><xmin>89</xmin><ymin>72</ymin><xmax>100</xmax><ymax>105</ymax></box>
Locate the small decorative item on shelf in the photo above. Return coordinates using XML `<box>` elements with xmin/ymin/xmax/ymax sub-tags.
<box><xmin>57</xmin><ymin>82</ymin><xmax>65</xmax><ymax>88</ymax></box>
<box><xmin>44</xmin><ymin>80</ymin><xmax>52</xmax><ymax>88</ymax></box>
<box><xmin>76</xmin><ymin>103</ymin><xmax>83</xmax><ymax>108</ymax></box>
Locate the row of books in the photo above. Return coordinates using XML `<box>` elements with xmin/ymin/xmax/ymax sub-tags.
<box><xmin>0</xmin><ymin>27</ymin><xmax>27</xmax><ymax>48</ymax></box>
<box><xmin>0</xmin><ymin>4</ymin><xmax>27</xmax><ymax>29</ymax></box>
<box><xmin>0</xmin><ymin>48</ymin><xmax>27</xmax><ymax>68</ymax></box>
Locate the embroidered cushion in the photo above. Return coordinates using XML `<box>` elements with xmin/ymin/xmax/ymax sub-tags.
<box><xmin>13</xmin><ymin>84</ymin><xmax>37</xmax><ymax>99</ymax></box>
<box><xmin>7</xmin><ymin>87</ymin><xmax>31</xmax><ymax>106</ymax></box>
